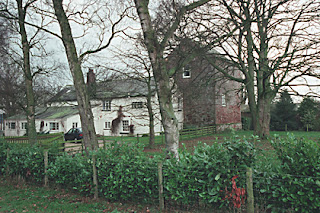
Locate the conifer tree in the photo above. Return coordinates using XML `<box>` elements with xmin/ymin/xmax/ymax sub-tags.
<box><xmin>297</xmin><ymin>97</ymin><xmax>320</xmax><ymax>131</ymax></box>
<box><xmin>270</xmin><ymin>90</ymin><xmax>298</xmax><ymax>131</ymax></box>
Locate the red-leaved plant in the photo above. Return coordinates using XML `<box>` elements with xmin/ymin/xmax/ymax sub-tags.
<box><xmin>222</xmin><ymin>175</ymin><xmax>246</xmax><ymax>208</ymax></box>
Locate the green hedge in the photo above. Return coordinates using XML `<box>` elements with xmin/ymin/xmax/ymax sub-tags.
<box><xmin>254</xmin><ymin>134</ymin><xmax>320</xmax><ymax>212</ymax></box>
<box><xmin>1</xmin><ymin>135</ymin><xmax>319</xmax><ymax>212</ymax></box>
<box><xmin>4</xmin><ymin>144</ymin><xmax>44</xmax><ymax>182</ymax></box>
<box><xmin>21</xmin><ymin>137</ymin><xmax>253</xmax><ymax>208</ymax></box>
<box><xmin>95</xmin><ymin>142</ymin><xmax>159</xmax><ymax>202</ymax></box>
<box><xmin>163</xmin><ymin>138</ymin><xmax>255</xmax><ymax>207</ymax></box>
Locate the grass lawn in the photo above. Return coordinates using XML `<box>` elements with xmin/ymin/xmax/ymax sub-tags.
<box><xmin>0</xmin><ymin>177</ymin><xmax>159</xmax><ymax>213</ymax></box>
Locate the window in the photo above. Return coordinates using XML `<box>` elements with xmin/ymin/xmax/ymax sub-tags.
<box><xmin>8</xmin><ymin>122</ymin><xmax>16</xmax><ymax>129</ymax></box>
<box><xmin>105</xmin><ymin>121</ymin><xmax>111</xmax><ymax>129</ymax></box>
<box><xmin>102</xmin><ymin>100</ymin><xmax>111</xmax><ymax>111</ymax></box>
<box><xmin>182</xmin><ymin>65</ymin><xmax>191</xmax><ymax>78</ymax></box>
<box><xmin>49</xmin><ymin>122</ymin><xmax>59</xmax><ymax>130</ymax></box>
<box><xmin>72</xmin><ymin>122</ymin><xmax>78</xmax><ymax>128</ymax></box>
<box><xmin>178</xmin><ymin>97</ymin><xmax>183</xmax><ymax>111</ymax></box>
<box><xmin>132</xmin><ymin>101</ymin><xmax>143</xmax><ymax>109</ymax></box>
<box><xmin>122</xmin><ymin>120</ymin><xmax>129</xmax><ymax>132</ymax></box>
<box><xmin>221</xmin><ymin>95</ymin><xmax>226</xmax><ymax>107</ymax></box>
<box><xmin>21</xmin><ymin>122</ymin><xmax>27</xmax><ymax>130</ymax></box>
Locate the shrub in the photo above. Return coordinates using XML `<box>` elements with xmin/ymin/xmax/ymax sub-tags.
<box><xmin>0</xmin><ymin>140</ymin><xmax>11</xmax><ymax>174</ymax></box>
<box><xmin>256</xmin><ymin>134</ymin><xmax>320</xmax><ymax>212</ymax></box>
<box><xmin>163</xmin><ymin>136</ymin><xmax>255</xmax><ymax>208</ymax></box>
<box><xmin>47</xmin><ymin>153</ymin><xmax>92</xmax><ymax>194</ymax></box>
<box><xmin>95</xmin><ymin>141</ymin><xmax>159</xmax><ymax>202</ymax></box>
<box><xmin>5</xmin><ymin>144</ymin><xmax>44</xmax><ymax>182</ymax></box>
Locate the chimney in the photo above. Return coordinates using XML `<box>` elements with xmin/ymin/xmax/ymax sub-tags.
<box><xmin>87</xmin><ymin>68</ymin><xmax>96</xmax><ymax>85</ymax></box>
<box><xmin>87</xmin><ymin>68</ymin><xmax>96</xmax><ymax>98</ymax></box>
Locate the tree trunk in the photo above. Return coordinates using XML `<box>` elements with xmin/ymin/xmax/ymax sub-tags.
<box><xmin>155</xmin><ymin>65</ymin><xmax>179</xmax><ymax>158</ymax></box>
<box><xmin>146</xmin><ymin>80</ymin><xmax>155</xmax><ymax>147</ymax></box>
<box><xmin>256</xmin><ymin>97</ymin><xmax>271</xmax><ymax>138</ymax></box>
<box><xmin>134</xmin><ymin>0</ymin><xmax>179</xmax><ymax>157</ymax></box>
<box><xmin>248</xmin><ymin>93</ymin><xmax>272</xmax><ymax>139</ymax></box>
<box><xmin>52</xmin><ymin>0</ymin><xmax>98</xmax><ymax>151</ymax></box>
<box><xmin>17</xmin><ymin>0</ymin><xmax>37</xmax><ymax>144</ymax></box>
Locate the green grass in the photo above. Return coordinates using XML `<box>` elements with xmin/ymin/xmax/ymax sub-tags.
<box><xmin>0</xmin><ymin>177</ymin><xmax>154</xmax><ymax>213</ymax></box>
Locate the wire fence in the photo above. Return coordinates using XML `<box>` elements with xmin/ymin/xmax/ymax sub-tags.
<box><xmin>1</xmin><ymin>144</ymin><xmax>319</xmax><ymax>213</ymax></box>
<box><xmin>1</xmin><ymin>129</ymin><xmax>319</xmax><ymax>212</ymax></box>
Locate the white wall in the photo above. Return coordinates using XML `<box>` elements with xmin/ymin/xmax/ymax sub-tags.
<box><xmin>4</xmin><ymin>95</ymin><xmax>184</xmax><ymax>137</ymax></box>
<box><xmin>92</xmin><ymin>95</ymin><xmax>183</xmax><ymax>136</ymax></box>
<box><xmin>4</xmin><ymin>119</ymin><xmax>27</xmax><ymax>137</ymax></box>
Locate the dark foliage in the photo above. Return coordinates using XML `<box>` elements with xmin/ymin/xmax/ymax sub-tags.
<box><xmin>270</xmin><ymin>90</ymin><xmax>298</xmax><ymax>131</ymax></box>
<box><xmin>297</xmin><ymin>97</ymin><xmax>320</xmax><ymax>131</ymax></box>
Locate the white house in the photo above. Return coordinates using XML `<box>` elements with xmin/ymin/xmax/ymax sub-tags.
<box><xmin>4</xmin><ymin>106</ymin><xmax>79</xmax><ymax>137</ymax></box>
<box><xmin>4</xmin><ymin>75</ymin><xmax>183</xmax><ymax>137</ymax></box>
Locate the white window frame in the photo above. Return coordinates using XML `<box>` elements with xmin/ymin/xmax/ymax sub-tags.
<box><xmin>72</xmin><ymin>122</ymin><xmax>78</xmax><ymax>128</ymax></box>
<box><xmin>21</xmin><ymin>122</ymin><xmax>28</xmax><ymax>130</ymax></box>
<box><xmin>132</xmin><ymin>101</ymin><xmax>143</xmax><ymax>109</ymax></box>
<box><xmin>105</xmin><ymin>121</ymin><xmax>111</xmax><ymax>129</ymax></box>
<box><xmin>221</xmin><ymin>95</ymin><xmax>226</xmax><ymax>107</ymax></box>
<box><xmin>102</xmin><ymin>100</ymin><xmax>111</xmax><ymax>111</ymax></box>
<box><xmin>8</xmin><ymin>122</ymin><xmax>16</xmax><ymax>129</ymax></box>
<box><xmin>49</xmin><ymin>122</ymin><xmax>59</xmax><ymax>130</ymax></box>
<box><xmin>122</xmin><ymin>120</ymin><xmax>129</xmax><ymax>132</ymax></box>
<box><xmin>182</xmin><ymin>66</ymin><xmax>191</xmax><ymax>78</ymax></box>
<box><xmin>178</xmin><ymin>97</ymin><xmax>183</xmax><ymax>111</ymax></box>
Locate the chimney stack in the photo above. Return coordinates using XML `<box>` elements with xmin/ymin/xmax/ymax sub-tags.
<box><xmin>87</xmin><ymin>68</ymin><xmax>96</xmax><ymax>85</ymax></box>
<box><xmin>87</xmin><ymin>68</ymin><xmax>96</xmax><ymax>98</ymax></box>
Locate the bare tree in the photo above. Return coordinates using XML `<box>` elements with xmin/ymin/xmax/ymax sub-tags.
<box><xmin>196</xmin><ymin>0</ymin><xmax>320</xmax><ymax>137</ymax></box>
<box><xmin>111</xmin><ymin>41</ymin><xmax>157</xmax><ymax>147</ymax></box>
<box><xmin>0</xmin><ymin>0</ymin><xmax>45</xmax><ymax>143</ymax></box>
<box><xmin>50</xmin><ymin>0</ymin><xmax>129</xmax><ymax>151</ymax></box>
<box><xmin>134</xmin><ymin>0</ymin><xmax>212</xmax><ymax>157</ymax></box>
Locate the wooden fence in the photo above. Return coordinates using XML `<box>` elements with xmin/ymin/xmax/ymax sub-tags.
<box><xmin>1</xmin><ymin>125</ymin><xmax>219</xmax><ymax>151</ymax></box>
<box><xmin>4</xmin><ymin>133</ymin><xmax>64</xmax><ymax>144</ymax></box>
<box><xmin>2</xmin><ymin>133</ymin><xmax>113</xmax><ymax>154</ymax></box>
<box><xmin>180</xmin><ymin>125</ymin><xmax>216</xmax><ymax>140</ymax></box>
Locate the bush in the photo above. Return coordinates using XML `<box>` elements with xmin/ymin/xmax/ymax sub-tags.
<box><xmin>95</xmin><ymin>141</ymin><xmax>159</xmax><ymax>202</ymax></box>
<box><xmin>0</xmin><ymin>139</ymin><xmax>11</xmax><ymax>174</ymax></box>
<box><xmin>0</xmin><ymin>137</ymin><xmax>257</xmax><ymax>209</ymax></box>
<box><xmin>5</xmin><ymin>144</ymin><xmax>44</xmax><ymax>182</ymax></box>
<box><xmin>163</xmin><ymin>136</ymin><xmax>255</xmax><ymax>208</ymax></box>
<box><xmin>255</xmin><ymin>134</ymin><xmax>320</xmax><ymax>212</ymax></box>
<box><xmin>47</xmin><ymin>153</ymin><xmax>92</xmax><ymax>194</ymax></box>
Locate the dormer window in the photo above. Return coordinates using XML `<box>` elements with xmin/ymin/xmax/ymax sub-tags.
<box><xmin>182</xmin><ymin>65</ymin><xmax>191</xmax><ymax>78</ymax></box>
<box><xmin>102</xmin><ymin>100</ymin><xmax>111</xmax><ymax>111</ymax></box>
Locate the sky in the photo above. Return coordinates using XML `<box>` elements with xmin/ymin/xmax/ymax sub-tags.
<box><xmin>4</xmin><ymin>0</ymin><xmax>320</xmax><ymax>103</ymax></box>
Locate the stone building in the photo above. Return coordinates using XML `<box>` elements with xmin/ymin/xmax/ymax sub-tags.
<box><xmin>173</xmin><ymin>49</ymin><xmax>242</xmax><ymax>131</ymax></box>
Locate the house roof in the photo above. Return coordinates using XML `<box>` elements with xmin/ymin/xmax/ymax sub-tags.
<box><xmin>5</xmin><ymin>106</ymin><xmax>79</xmax><ymax>121</ymax></box>
<box><xmin>49</xmin><ymin>78</ymin><xmax>156</xmax><ymax>103</ymax></box>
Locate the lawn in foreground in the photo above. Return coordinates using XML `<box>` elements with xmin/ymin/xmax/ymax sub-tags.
<box><xmin>0</xmin><ymin>178</ymin><xmax>150</xmax><ymax>213</ymax></box>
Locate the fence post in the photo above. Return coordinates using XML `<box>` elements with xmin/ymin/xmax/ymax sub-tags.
<box><xmin>81</xmin><ymin>141</ymin><xmax>84</xmax><ymax>153</ymax></box>
<box><xmin>92</xmin><ymin>154</ymin><xmax>98</xmax><ymax>200</ymax></box>
<box><xmin>44</xmin><ymin>150</ymin><xmax>49</xmax><ymax>187</ymax></box>
<box><xmin>246</xmin><ymin>167</ymin><xmax>254</xmax><ymax>213</ymax></box>
<box><xmin>158</xmin><ymin>162</ymin><xmax>164</xmax><ymax>211</ymax></box>
<box><xmin>6</xmin><ymin>148</ymin><xmax>10</xmax><ymax>177</ymax></box>
<box><xmin>161</xmin><ymin>132</ymin><xmax>164</xmax><ymax>144</ymax></box>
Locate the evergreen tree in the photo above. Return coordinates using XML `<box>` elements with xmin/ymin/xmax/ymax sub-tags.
<box><xmin>297</xmin><ymin>97</ymin><xmax>320</xmax><ymax>131</ymax></box>
<box><xmin>270</xmin><ymin>90</ymin><xmax>298</xmax><ymax>131</ymax></box>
